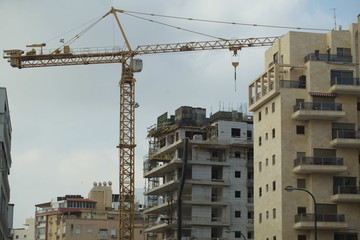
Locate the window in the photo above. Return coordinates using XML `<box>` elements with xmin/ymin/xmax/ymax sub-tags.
<box><xmin>232</xmin><ymin>128</ymin><xmax>241</xmax><ymax>138</ymax></box>
<box><xmin>272</xmin><ymin>155</ymin><xmax>276</xmax><ymax>165</ymax></box>
<box><xmin>235</xmin><ymin>191</ymin><xmax>241</xmax><ymax>198</ymax></box>
<box><xmin>265</xmin><ymin>107</ymin><xmax>268</xmax><ymax>114</ymax></box>
<box><xmin>259</xmin><ymin>111</ymin><xmax>262</xmax><ymax>121</ymax></box>
<box><xmin>272</xmin><ymin>181</ymin><xmax>276</xmax><ymax>191</ymax></box>
<box><xmin>87</xmin><ymin>228</ymin><xmax>93</xmax><ymax>233</ymax></box>
<box><xmin>259</xmin><ymin>213</ymin><xmax>262</xmax><ymax>223</ymax></box>
<box><xmin>259</xmin><ymin>187</ymin><xmax>262</xmax><ymax>197</ymax></box>
<box><xmin>265</xmin><ymin>132</ymin><xmax>268</xmax><ymax>140</ymax></box>
<box><xmin>235</xmin><ymin>211</ymin><xmax>241</xmax><ymax>218</ymax></box>
<box><xmin>75</xmin><ymin>228</ymin><xmax>81</xmax><ymax>234</ymax></box>
<box><xmin>259</xmin><ymin>162</ymin><xmax>262</xmax><ymax>172</ymax></box>
<box><xmin>266</xmin><ymin>184</ymin><xmax>269</xmax><ymax>192</ymax></box>
<box><xmin>247</xmin><ymin>130</ymin><xmax>252</xmax><ymax>139</ymax></box>
<box><xmin>337</xmin><ymin>47</ymin><xmax>351</xmax><ymax>56</ymax></box>
<box><xmin>273</xmin><ymin>236</ymin><xmax>277</xmax><ymax>240</ymax></box>
<box><xmin>334</xmin><ymin>232</ymin><xmax>358</xmax><ymax>240</ymax></box>
<box><xmin>266</xmin><ymin>211</ymin><xmax>269</xmax><ymax>219</ymax></box>
<box><xmin>259</xmin><ymin>137</ymin><xmax>262</xmax><ymax>146</ymax></box>
<box><xmin>298</xmin><ymin>207</ymin><xmax>306</xmax><ymax>214</ymax></box>
<box><xmin>273</xmin><ymin>52</ymin><xmax>279</xmax><ymax>64</ymax></box>
<box><xmin>235</xmin><ymin>232</ymin><xmax>242</xmax><ymax>238</ymax></box>
<box><xmin>273</xmin><ymin>208</ymin><xmax>276</xmax><ymax>219</ymax></box>
<box><xmin>234</xmin><ymin>151</ymin><xmax>241</xmax><ymax>158</ymax></box>
<box><xmin>272</xmin><ymin>128</ymin><xmax>275</xmax><ymax>138</ymax></box>
<box><xmin>298</xmin><ymin>235</ymin><xmax>307</xmax><ymax>240</ymax></box>
<box><xmin>24</xmin><ymin>235</ymin><xmax>27</xmax><ymax>239</ymax></box>
<box><xmin>297</xmin><ymin>125</ymin><xmax>305</xmax><ymax>134</ymax></box>
<box><xmin>358</xmin><ymin>103</ymin><xmax>360</xmax><ymax>111</ymax></box>
<box><xmin>15</xmin><ymin>236</ymin><xmax>18</xmax><ymax>239</ymax></box>
<box><xmin>272</xmin><ymin>102</ymin><xmax>275</xmax><ymax>112</ymax></box>
<box><xmin>265</xmin><ymin>158</ymin><xmax>269</xmax><ymax>166</ymax></box>
<box><xmin>297</xmin><ymin>179</ymin><xmax>306</xmax><ymax>188</ymax></box>
<box><xmin>235</xmin><ymin>171</ymin><xmax>241</xmax><ymax>178</ymax></box>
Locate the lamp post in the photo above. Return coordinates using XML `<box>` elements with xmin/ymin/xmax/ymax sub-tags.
<box><xmin>239</xmin><ymin>231</ymin><xmax>247</xmax><ymax>240</ymax></box>
<box><xmin>285</xmin><ymin>186</ymin><xmax>317</xmax><ymax>240</ymax></box>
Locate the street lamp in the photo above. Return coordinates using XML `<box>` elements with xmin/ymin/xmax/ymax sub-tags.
<box><xmin>239</xmin><ymin>231</ymin><xmax>247</xmax><ymax>240</ymax></box>
<box><xmin>285</xmin><ymin>186</ymin><xmax>317</xmax><ymax>240</ymax></box>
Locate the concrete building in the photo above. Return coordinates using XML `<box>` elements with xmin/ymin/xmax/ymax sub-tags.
<box><xmin>12</xmin><ymin>218</ymin><xmax>35</xmax><ymax>240</ymax></box>
<box><xmin>248</xmin><ymin>16</ymin><xmax>360</xmax><ymax>240</ymax></box>
<box><xmin>34</xmin><ymin>182</ymin><xmax>145</xmax><ymax>240</ymax></box>
<box><xmin>143</xmin><ymin>106</ymin><xmax>254</xmax><ymax>240</ymax></box>
<box><xmin>0</xmin><ymin>88</ymin><xmax>14</xmax><ymax>240</ymax></box>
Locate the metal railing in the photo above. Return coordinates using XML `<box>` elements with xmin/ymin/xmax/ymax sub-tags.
<box><xmin>305</xmin><ymin>53</ymin><xmax>352</xmax><ymax>63</ymax></box>
<box><xmin>294</xmin><ymin>157</ymin><xmax>344</xmax><ymax>167</ymax></box>
<box><xmin>332</xmin><ymin>129</ymin><xmax>360</xmax><ymax>139</ymax></box>
<box><xmin>280</xmin><ymin>80</ymin><xmax>306</xmax><ymax>89</ymax></box>
<box><xmin>293</xmin><ymin>102</ymin><xmax>343</xmax><ymax>112</ymax></box>
<box><xmin>333</xmin><ymin>186</ymin><xmax>360</xmax><ymax>195</ymax></box>
<box><xmin>295</xmin><ymin>213</ymin><xmax>345</xmax><ymax>223</ymax></box>
<box><xmin>331</xmin><ymin>77</ymin><xmax>360</xmax><ymax>86</ymax></box>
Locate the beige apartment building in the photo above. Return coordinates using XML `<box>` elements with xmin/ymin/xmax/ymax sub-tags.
<box><xmin>248</xmin><ymin>16</ymin><xmax>360</xmax><ymax>240</ymax></box>
<box><xmin>34</xmin><ymin>182</ymin><xmax>145</xmax><ymax>240</ymax></box>
<box><xmin>143</xmin><ymin>106</ymin><xmax>254</xmax><ymax>240</ymax></box>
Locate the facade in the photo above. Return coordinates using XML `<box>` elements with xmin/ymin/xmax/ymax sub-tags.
<box><xmin>248</xmin><ymin>16</ymin><xmax>360</xmax><ymax>240</ymax></box>
<box><xmin>143</xmin><ymin>106</ymin><xmax>254</xmax><ymax>240</ymax></box>
<box><xmin>0</xmin><ymin>88</ymin><xmax>14</xmax><ymax>240</ymax></box>
<box><xmin>35</xmin><ymin>182</ymin><xmax>145</xmax><ymax>240</ymax></box>
<box><xmin>12</xmin><ymin>218</ymin><xmax>35</xmax><ymax>240</ymax></box>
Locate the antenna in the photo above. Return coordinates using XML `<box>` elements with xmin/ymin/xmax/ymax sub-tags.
<box><xmin>330</xmin><ymin>8</ymin><xmax>337</xmax><ymax>30</ymax></box>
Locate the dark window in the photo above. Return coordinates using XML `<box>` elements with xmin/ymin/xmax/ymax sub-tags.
<box><xmin>235</xmin><ymin>232</ymin><xmax>241</xmax><ymax>238</ymax></box>
<box><xmin>259</xmin><ymin>187</ymin><xmax>262</xmax><ymax>197</ymax></box>
<box><xmin>357</xmin><ymin>103</ymin><xmax>360</xmax><ymax>111</ymax></box>
<box><xmin>272</xmin><ymin>181</ymin><xmax>276</xmax><ymax>191</ymax></box>
<box><xmin>297</xmin><ymin>179</ymin><xmax>306</xmax><ymax>188</ymax></box>
<box><xmin>298</xmin><ymin>207</ymin><xmax>306</xmax><ymax>214</ymax></box>
<box><xmin>259</xmin><ymin>137</ymin><xmax>262</xmax><ymax>146</ymax></box>
<box><xmin>265</xmin><ymin>132</ymin><xmax>268</xmax><ymax>140</ymax></box>
<box><xmin>235</xmin><ymin>171</ymin><xmax>241</xmax><ymax>178</ymax></box>
<box><xmin>258</xmin><ymin>111</ymin><xmax>262</xmax><ymax>121</ymax></box>
<box><xmin>247</xmin><ymin>130</ymin><xmax>252</xmax><ymax>139</ymax></box>
<box><xmin>296</xmin><ymin>125</ymin><xmax>305</xmax><ymax>134</ymax></box>
<box><xmin>273</xmin><ymin>208</ymin><xmax>276</xmax><ymax>218</ymax></box>
<box><xmin>235</xmin><ymin>211</ymin><xmax>241</xmax><ymax>218</ymax></box>
<box><xmin>272</xmin><ymin>128</ymin><xmax>275</xmax><ymax>138</ymax></box>
<box><xmin>234</xmin><ymin>151</ymin><xmax>241</xmax><ymax>158</ymax></box>
<box><xmin>259</xmin><ymin>162</ymin><xmax>262</xmax><ymax>172</ymax></box>
<box><xmin>298</xmin><ymin>235</ymin><xmax>307</xmax><ymax>240</ymax></box>
<box><xmin>337</xmin><ymin>48</ymin><xmax>351</xmax><ymax>56</ymax></box>
<box><xmin>273</xmin><ymin>52</ymin><xmax>279</xmax><ymax>64</ymax></box>
<box><xmin>235</xmin><ymin>191</ymin><xmax>241</xmax><ymax>198</ymax></box>
<box><xmin>272</xmin><ymin>102</ymin><xmax>275</xmax><ymax>112</ymax></box>
<box><xmin>259</xmin><ymin>213</ymin><xmax>262</xmax><ymax>223</ymax></box>
<box><xmin>265</xmin><ymin>107</ymin><xmax>268</xmax><ymax>114</ymax></box>
<box><xmin>232</xmin><ymin>128</ymin><xmax>241</xmax><ymax>138</ymax></box>
<box><xmin>273</xmin><ymin>236</ymin><xmax>277</xmax><ymax>240</ymax></box>
<box><xmin>334</xmin><ymin>232</ymin><xmax>358</xmax><ymax>240</ymax></box>
<box><xmin>272</xmin><ymin>155</ymin><xmax>276</xmax><ymax>165</ymax></box>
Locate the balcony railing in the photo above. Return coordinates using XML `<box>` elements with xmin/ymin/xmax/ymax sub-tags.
<box><xmin>293</xmin><ymin>102</ymin><xmax>343</xmax><ymax>112</ymax></box>
<box><xmin>294</xmin><ymin>157</ymin><xmax>344</xmax><ymax>167</ymax></box>
<box><xmin>295</xmin><ymin>213</ymin><xmax>345</xmax><ymax>223</ymax></box>
<box><xmin>332</xmin><ymin>130</ymin><xmax>360</xmax><ymax>139</ymax></box>
<box><xmin>280</xmin><ymin>80</ymin><xmax>306</xmax><ymax>89</ymax></box>
<box><xmin>331</xmin><ymin>77</ymin><xmax>360</xmax><ymax>86</ymax></box>
<box><xmin>333</xmin><ymin>186</ymin><xmax>360</xmax><ymax>194</ymax></box>
<box><xmin>305</xmin><ymin>53</ymin><xmax>352</xmax><ymax>63</ymax></box>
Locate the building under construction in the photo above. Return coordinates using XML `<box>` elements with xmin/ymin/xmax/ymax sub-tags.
<box><xmin>143</xmin><ymin>106</ymin><xmax>254</xmax><ymax>240</ymax></box>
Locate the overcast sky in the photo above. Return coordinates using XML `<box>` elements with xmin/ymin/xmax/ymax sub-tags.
<box><xmin>1</xmin><ymin>0</ymin><xmax>359</xmax><ymax>228</ymax></box>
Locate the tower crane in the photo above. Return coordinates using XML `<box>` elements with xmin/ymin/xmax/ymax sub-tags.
<box><xmin>3</xmin><ymin>7</ymin><xmax>280</xmax><ymax>240</ymax></box>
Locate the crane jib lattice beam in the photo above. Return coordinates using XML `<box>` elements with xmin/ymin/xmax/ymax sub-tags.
<box><xmin>3</xmin><ymin>36</ymin><xmax>280</xmax><ymax>69</ymax></box>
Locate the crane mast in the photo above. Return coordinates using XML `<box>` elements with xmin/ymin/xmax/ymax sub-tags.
<box><xmin>3</xmin><ymin>8</ymin><xmax>281</xmax><ymax>240</ymax></box>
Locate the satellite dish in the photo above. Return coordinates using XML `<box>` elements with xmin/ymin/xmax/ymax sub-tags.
<box><xmin>98</xmin><ymin>182</ymin><xmax>102</xmax><ymax>186</ymax></box>
<box><xmin>93</xmin><ymin>182</ymin><xmax>97</xmax><ymax>186</ymax></box>
<box><xmin>103</xmin><ymin>181</ymin><xmax>107</xmax><ymax>186</ymax></box>
<box><xmin>108</xmin><ymin>181</ymin><xmax>112</xmax><ymax>186</ymax></box>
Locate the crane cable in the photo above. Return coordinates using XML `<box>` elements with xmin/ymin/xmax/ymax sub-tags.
<box><xmin>122</xmin><ymin>12</ymin><xmax>227</xmax><ymax>41</ymax></box>
<box><xmin>119</xmin><ymin>9</ymin><xmax>332</xmax><ymax>32</ymax></box>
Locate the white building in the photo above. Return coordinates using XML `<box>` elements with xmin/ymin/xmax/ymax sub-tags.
<box><xmin>144</xmin><ymin>106</ymin><xmax>254</xmax><ymax>240</ymax></box>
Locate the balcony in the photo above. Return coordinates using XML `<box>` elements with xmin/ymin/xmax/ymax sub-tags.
<box><xmin>182</xmin><ymin>216</ymin><xmax>229</xmax><ymax>227</ymax></box>
<box><xmin>292</xmin><ymin>157</ymin><xmax>346</xmax><ymax>174</ymax></box>
<box><xmin>280</xmin><ymin>80</ymin><xmax>306</xmax><ymax>89</ymax></box>
<box><xmin>331</xmin><ymin>186</ymin><xmax>360</xmax><ymax>203</ymax></box>
<box><xmin>330</xmin><ymin>130</ymin><xmax>360</xmax><ymax>148</ymax></box>
<box><xmin>294</xmin><ymin>213</ymin><xmax>348</xmax><ymax>230</ymax></box>
<box><xmin>330</xmin><ymin>77</ymin><xmax>360</xmax><ymax>95</ymax></box>
<box><xmin>247</xmin><ymin>198</ymin><xmax>254</xmax><ymax>208</ymax></box>
<box><xmin>292</xmin><ymin>102</ymin><xmax>345</xmax><ymax>120</ymax></box>
<box><xmin>305</xmin><ymin>53</ymin><xmax>352</xmax><ymax>63</ymax></box>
